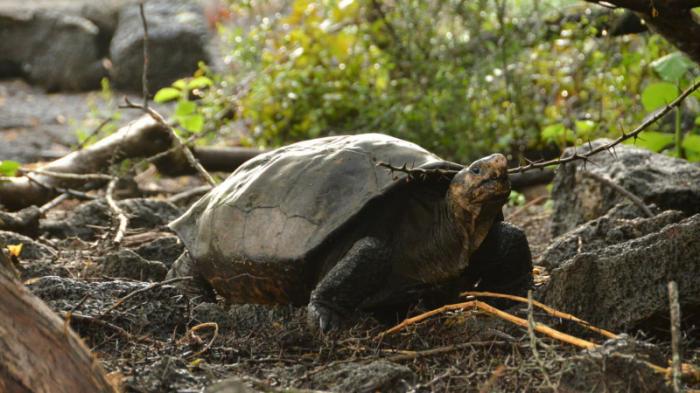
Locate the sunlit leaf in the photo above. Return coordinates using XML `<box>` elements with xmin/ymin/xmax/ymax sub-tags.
<box><xmin>188</xmin><ymin>76</ymin><xmax>213</xmax><ymax>89</ymax></box>
<box><xmin>641</xmin><ymin>82</ymin><xmax>679</xmax><ymax>111</ymax></box>
<box><xmin>154</xmin><ymin>87</ymin><xmax>182</xmax><ymax>103</ymax></box>
<box><xmin>0</xmin><ymin>161</ymin><xmax>20</xmax><ymax>176</ymax></box>
<box><xmin>175</xmin><ymin>100</ymin><xmax>197</xmax><ymax>116</ymax></box>
<box><xmin>177</xmin><ymin>114</ymin><xmax>204</xmax><ymax>133</ymax></box>
<box><xmin>173</xmin><ymin>79</ymin><xmax>188</xmax><ymax>90</ymax></box>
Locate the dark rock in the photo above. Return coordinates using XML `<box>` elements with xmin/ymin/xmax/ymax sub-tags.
<box><xmin>131</xmin><ymin>235</ymin><xmax>183</xmax><ymax>268</ymax></box>
<box><xmin>311</xmin><ymin>360</ymin><xmax>414</xmax><ymax>393</ymax></box>
<box><xmin>110</xmin><ymin>0</ymin><xmax>211</xmax><ymax>91</ymax></box>
<box><xmin>0</xmin><ymin>206</ymin><xmax>40</xmax><ymax>237</ymax></box>
<box><xmin>41</xmin><ymin>198</ymin><xmax>181</xmax><ymax>240</ymax></box>
<box><xmin>0</xmin><ymin>230</ymin><xmax>55</xmax><ymax>260</ymax></box>
<box><xmin>101</xmin><ymin>249</ymin><xmax>168</xmax><ymax>281</ymax></box>
<box><xmin>559</xmin><ymin>336</ymin><xmax>671</xmax><ymax>393</ymax></box>
<box><xmin>542</xmin><ymin>213</ymin><xmax>700</xmax><ymax>331</ymax></box>
<box><xmin>0</xmin><ymin>9</ymin><xmax>106</xmax><ymax>91</ymax></box>
<box><xmin>551</xmin><ymin>139</ymin><xmax>700</xmax><ymax>236</ymax></box>
<box><xmin>539</xmin><ymin>208</ymin><xmax>684</xmax><ymax>269</ymax></box>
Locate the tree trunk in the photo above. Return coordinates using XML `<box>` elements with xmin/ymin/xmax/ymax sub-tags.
<box><xmin>586</xmin><ymin>0</ymin><xmax>700</xmax><ymax>65</ymax></box>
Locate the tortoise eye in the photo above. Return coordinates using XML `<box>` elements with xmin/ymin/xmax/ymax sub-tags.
<box><xmin>470</xmin><ymin>165</ymin><xmax>481</xmax><ymax>175</ymax></box>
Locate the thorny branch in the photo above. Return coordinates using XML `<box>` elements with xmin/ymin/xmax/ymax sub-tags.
<box><xmin>377</xmin><ymin>79</ymin><xmax>700</xmax><ymax>177</ymax></box>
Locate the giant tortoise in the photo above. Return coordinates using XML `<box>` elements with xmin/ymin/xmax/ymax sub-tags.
<box><xmin>168</xmin><ymin>133</ymin><xmax>532</xmax><ymax>331</ymax></box>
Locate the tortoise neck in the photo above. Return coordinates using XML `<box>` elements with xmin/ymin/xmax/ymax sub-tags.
<box><xmin>445</xmin><ymin>194</ymin><xmax>499</xmax><ymax>253</ymax></box>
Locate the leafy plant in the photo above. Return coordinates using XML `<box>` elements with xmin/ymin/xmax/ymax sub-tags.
<box><xmin>154</xmin><ymin>68</ymin><xmax>215</xmax><ymax>137</ymax></box>
<box><xmin>0</xmin><ymin>160</ymin><xmax>20</xmax><ymax>177</ymax></box>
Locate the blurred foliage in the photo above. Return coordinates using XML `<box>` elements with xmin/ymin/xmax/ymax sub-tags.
<box><xmin>189</xmin><ymin>0</ymin><xmax>700</xmax><ymax>162</ymax></box>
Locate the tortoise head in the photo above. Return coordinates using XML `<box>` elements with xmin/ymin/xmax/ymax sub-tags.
<box><xmin>447</xmin><ymin>153</ymin><xmax>510</xmax><ymax>249</ymax></box>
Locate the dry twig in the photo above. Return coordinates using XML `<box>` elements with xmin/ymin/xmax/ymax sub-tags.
<box><xmin>669</xmin><ymin>281</ymin><xmax>682</xmax><ymax>393</ymax></box>
<box><xmin>381</xmin><ymin>299</ymin><xmax>598</xmax><ymax>349</ymax></box>
<box><xmin>105</xmin><ymin>178</ymin><xmax>128</xmax><ymax>245</ymax></box>
<box><xmin>179</xmin><ymin>322</ymin><xmax>219</xmax><ymax>358</ymax></box>
<box><xmin>462</xmin><ymin>291</ymin><xmax>618</xmax><ymax>339</ymax></box>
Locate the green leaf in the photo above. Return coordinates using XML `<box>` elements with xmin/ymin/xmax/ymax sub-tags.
<box><xmin>650</xmin><ymin>52</ymin><xmax>695</xmax><ymax>82</ymax></box>
<box><xmin>177</xmin><ymin>114</ymin><xmax>204</xmax><ymax>133</ymax></box>
<box><xmin>188</xmin><ymin>76</ymin><xmax>213</xmax><ymax>89</ymax></box>
<box><xmin>626</xmin><ymin>131</ymin><xmax>674</xmax><ymax>152</ymax></box>
<box><xmin>574</xmin><ymin>120</ymin><xmax>596</xmax><ymax>137</ymax></box>
<box><xmin>0</xmin><ymin>160</ymin><xmax>20</xmax><ymax>176</ymax></box>
<box><xmin>154</xmin><ymin>87</ymin><xmax>182</xmax><ymax>103</ymax></box>
<box><xmin>641</xmin><ymin>82</ymin><xmax>679</xmax><ymax>112</ymax></box>
<box><xmin>175</xmin><ymin>100</ymin><xmax>197</xmax><ymax>116</ymax></box>
<box><xmin>172</xmin><ymin>79</ymin><xmax>188</xmax><ymax>90</ymax></box>
<box><xmin>683</xmin><ymin>134</ymin><xmax>700</xmax><ymax>162</ymax></box>
<box><xmin>541</xmin><ymin>123</ymin><xmax>573</xmax><ymax>143</ymax></box>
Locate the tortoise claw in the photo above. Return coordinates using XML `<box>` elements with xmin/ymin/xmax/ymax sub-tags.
<box><xmin>307</xmin><ymin>301</ymin><xmax>342</xmax><ymax>333</ymax></box>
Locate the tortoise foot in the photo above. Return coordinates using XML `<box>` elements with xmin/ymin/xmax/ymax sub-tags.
<box><xmin>307</xmin><ymin>301</ymin><xmax>343</xmax><ymax>333</ymax></box>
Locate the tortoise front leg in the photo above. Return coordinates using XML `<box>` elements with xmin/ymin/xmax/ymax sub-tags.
<box><xmin>465</xmin><ymin>221</ymin><xmax>533</xmax><ymax>297</ymax></box>
<box><xmin>307</xmin><ymin>237</ymin><xmax>392</xmax><ymax>332</ymax></box>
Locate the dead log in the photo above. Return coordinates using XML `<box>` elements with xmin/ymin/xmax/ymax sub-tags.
<box><xmin>154</xmin><ymin>145</ymin><xmax>264</xmax><ymax>176</ymax></box>
<box><xmin>0</xmin><ymin>254</ymin><xmax>115</xmax><ymax>393</ymax></box>
<box><xmin>0</xmin><ymin>115</ymin><xmax>172</xmax><ymax>211</ymax></box>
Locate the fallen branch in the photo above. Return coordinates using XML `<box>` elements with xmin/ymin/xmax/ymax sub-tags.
<box><xmin>384</xmin><ymin>292</ymin><xmax>700</xmax><ymax>383</ymax></box>
<box><xmin>462</xmin><ymin>291</ymin><xmax>618</xmax><ymax>339</ymax></box>
<box><xmin>381</xmin><ymin>299</ymin><xmax>598</xmax><ymax>349</ymax></box>
<box><xmin>0</xmin><ymin>115</ymin><xmax>171</xmax><ymax>210</ymax></box>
